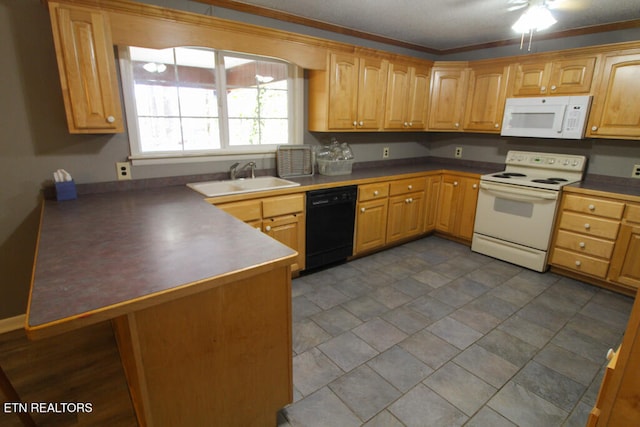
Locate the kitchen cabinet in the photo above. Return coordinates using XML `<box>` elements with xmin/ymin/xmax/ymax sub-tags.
<box><xmin>588</xmin><ymin>288</ymin><xmax>640</xmax><ymax>427</ymax></box>
<box><xmin>214</xmin><ymin>194</ymin><xmax>305</xmax><ymax>272</ymax></box>
<box><xmin>355</xmin><ymin>182</ymin><xmax>390</xmax><ymax>254</ymax></box>
<box><xmin>435</xmin><ymin>174</ymin><xmax>479</xmax><ymax>242</ymax></box>
<box><xmin>609</xmin><ymin>205</ymin><xmax>640</xmax><ymax>290</ymax></box>
<box><xmin>510</xmin><ymin>54</ymin><xmax>598</xmax><ymax>96</ymax></box>
<box><xmin>463</xmin><ymin>61</ymin><xmax>510</xmax><ymax>132</ymax></box>
<box><xmin>423</xmin><ymin>176</ymin><xmax>441</xmax><ymax>232</ymax></box>
<box><xmin>428</xmin><ymin>63</ymin><xmax>469</xmax><ymax>131</ymax></box>
<box><xmin>587</xmin><ymin>51</ymin><xmax>640</xmax><ymax>140</ymax></box>
<box><xmin>386</xmin><ymin>178</ymin><xmax>426</xmax><ymax>244</ymax></box>
<box><xmin>384</xmin><ymin>62</ymin><xmax>430</xmax><ymax>130</ymax></box>
<box><xmin>48</xmin><ymin>2</ymin><xmax>123</xmax><ymax>133</ymax></box>
<box><xmin>308</xmin><ymin>52</ymin><xmax>388</xmax><ymax>131</ymax></box>
<box><xmin>549</xmin><ymin>190</ymin><xmax>640</xmax><ymax>295</ymax></box>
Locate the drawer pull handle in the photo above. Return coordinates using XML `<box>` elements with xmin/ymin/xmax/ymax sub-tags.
<box><xmin>265</xmin><ymin>225</ymin><xmax>271</xmax><ymax>232</ymax></box>
<box><xmin>584</xmin><ymin>223</ymin><xmax>590</xmax><ymax>230</ymax></box>
<box><xmin>472</xmin><ymin>184</ymin><xmax>478</xmax><ymax>189</ymax></box>
<box><xmin>360</xmin><ymin>207</ymin><xmax>366</xmax><ymax>213</ymax></box>
<box><xmin>607</xmin><ymin>348</ymin><xmax>615</xmax><ymax>361</ymax></box>
<box><xmin>408</xmin><ymin>185</ymin><xmax>413</xmax><ymax>190</ymax></box>
<box><xmin>575</xmin><ymin>260</ymin><xmax>582</xmax><ymax>267</ymax></box>
<box><xmin>373</xmin><ymin>190</ymin><xmax>379</xmax><ymax>196</ymax></box>
<box><xmin>588</xmin><ymin>204</ymin><xmax>595</xmax><ymax>211</ymax></box>
<box><xmin>579</xmin><ymin>242</ymin><xmax>586</xmax><ymax>248</ymax></box>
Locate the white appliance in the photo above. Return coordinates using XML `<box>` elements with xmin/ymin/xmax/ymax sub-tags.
<box><xmin>501</xmin><ymin>96</ymin><xmax>592</xmax><ymax>139</ymax></box>
<box><xmin>471</xmin><ymin>151</ymin><xmax>587</xmax><ymax>272</ymax></box>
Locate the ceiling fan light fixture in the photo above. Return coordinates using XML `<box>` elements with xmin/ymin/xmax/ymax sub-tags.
<box><xmin>512</xmin><ymin>4</ymin><xmax>557</xmax><ymax>33</ymax></box>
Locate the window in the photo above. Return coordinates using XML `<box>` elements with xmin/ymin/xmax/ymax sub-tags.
<box><xmin>119</xmin><ymin>46</ymin><xmax>302</xmax><ymax>162</ymax></box>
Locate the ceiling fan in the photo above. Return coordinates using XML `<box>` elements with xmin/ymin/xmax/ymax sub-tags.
<box><xmin>507</xmin><ymin>0</ymin><xmax>586</xmax><ymax>13</ymax></box>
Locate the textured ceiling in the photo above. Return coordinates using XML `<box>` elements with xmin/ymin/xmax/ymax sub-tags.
<box><xmin>204</xmin><ymin>0</ymin><xmax>640</xmax><ymax>52</ymax></box>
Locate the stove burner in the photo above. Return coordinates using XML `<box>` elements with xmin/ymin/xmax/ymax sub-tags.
<box><xmin>532</xmin><ymin>179</ymin><xmax>563</xmax><ymax>184</ymax></box>
<box><xmin>547</xmin><ymin>177</ymin><xmax>568</xmax><ymax>182</ymax></box>
<box><xmin>492</xmin><ymin>172</ymin><xmax>527</xmax><ymax>178</ymax></box>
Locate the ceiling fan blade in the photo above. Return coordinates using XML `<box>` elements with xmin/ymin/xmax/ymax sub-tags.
<box><xmin>546</xmin><ymin>0</ymin><xmax>588</xmax><ymax>11</ymax></box>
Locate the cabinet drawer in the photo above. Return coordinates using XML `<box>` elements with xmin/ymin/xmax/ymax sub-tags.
<box><xmin>217</xmin><ymin>200</ymin><xmax>262</xmax><ymax>222</ymax></box>
<box><xmin>625</xmin><ymin>204</ymin><xmax>640</xmax><ymax>223</ymax></box>
<box><xmin>555</xmin><ymin>230</ymin><xmax>616</xmax><ymax>259</ymax></box>
<box><xmin>559</xmin><ymin>211</ymin><xmax>620</xmax><ymax>239</ymax></box>
<box><xmin>359</xmin><ymin>182</ymin><xmax>389</xmax><ymax>201</ymax></box>
<box><xmin>563</xmin><ymin>194</ymin><xmax>625</xmax><ymax>219</ymax></box>
<box><xmin>262</xmin><ymin>194</ymin><xmax>304</xmax><ymax>218</ymax></box>
<box><xmin>552</xmin><ymin>248</ymin><xmax>610</xmax><ymax>278</ymax></box>
<box><xmin>389</xmin><ymin>178</ymin><xmax>426</xmax><ymax>196</ymax></box>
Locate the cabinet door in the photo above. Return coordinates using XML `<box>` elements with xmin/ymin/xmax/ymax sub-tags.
<box><xmin>355</xmin><ymin>199</ymin><xmax>388</xmax><ymax>254</ymax></box>
<box><xmin>357</xmin><ymin>57</ymin><xmax>388</xmax><ymax>130</ymax></box>
<box><xmin>548</xmin><ymin>55</ymin><xmax>598</xmax><ymax>95</ymax></box>
<box><xmin>424</xmin><ymin>176</ymin><xmax>441</xmax><ymax>232</ymax></box>
<box><xmin>384</xmin><ymin>63</ymin><xmax>410</xmax><ymax>130</ymax></box>
<box><xmin>609</xmin><ymin>223</ymin><xmax>640</xmax><ymax>290</ymax></box>
<box><xmin>457</xmin><ymin>178</ymin><xmax>480</xmax><ymax>241</ymax></box>
<box><xmin>428</xmin><ymin>66</ymin><xmax>468</xmax><ymax>131</ymax></box>
<box><xmin>435</xmin><ymin>175</ymin><xmax>460</xmax><ymax>233</ymax></box>
<box><xmin>464</xmin><ymin>63</ymin><xmax>509</xmax><ymax>132</ymax></box>
<box><xmin>406</xmin><ymin>66</ymin><xmax>430</xmax><ymax>130</ymax></box>
<box><xmin>49</xmin><ymin>4</ymin><xmax>123</xmax><ymax>133</ymax></box>
<box><xmin>264</xmin><ymin>214</ymin><xmax>305</xmax><ymax>272</ymax></box>
<box><xmin>588</xmin><ymin>53</ymin><xmax>640</xmax><ymax>139</ymax></box>
<box><xmin>327</xmin><ymin>53</ymin><xmax>359</xmax><ymax>130</ymax></box>
<box><xmin>512</xmin><ymin>61</ymin><xmax>551</xmax><ymax>96</ymax></box>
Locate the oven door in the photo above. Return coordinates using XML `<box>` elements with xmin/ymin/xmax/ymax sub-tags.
<box><xmin>473</xmin><ymin>181</ymin><xmax>559</xmax><ymax>250</ymax></box>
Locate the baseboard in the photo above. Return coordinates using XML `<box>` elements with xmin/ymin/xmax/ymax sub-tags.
<box><xmin>0</xmin><ymin>314</ymin><xmax>25</xmax><ymax>334</ymax></box>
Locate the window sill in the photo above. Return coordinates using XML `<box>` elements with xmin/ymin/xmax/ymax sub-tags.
<box><xmin>129</xmin><ymin>149</ymin><xmax>278</xmax><ymax>166</ymax></box>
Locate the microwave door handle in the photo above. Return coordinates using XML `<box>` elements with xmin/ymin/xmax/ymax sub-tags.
<box><xmin>480</xmin><ymin>182</ymin><xmax>558</xmax><ymax>202</ymax></box>
<box><xmin>555</xmin><ymin>105</ymin><xmax>567</xmax><ymax>134</ymax></box>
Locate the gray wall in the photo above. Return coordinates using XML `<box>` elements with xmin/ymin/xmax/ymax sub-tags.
<box><xmin>0</xmin><ymin>0</ymin><xmax>639</xmax><ymax>319</ymax></box>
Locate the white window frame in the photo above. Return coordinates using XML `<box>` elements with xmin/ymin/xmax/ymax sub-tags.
<box><xmin>118</xmin><ymin>46</ymin><xmax>303</xmax><ymax>165</ymax></box>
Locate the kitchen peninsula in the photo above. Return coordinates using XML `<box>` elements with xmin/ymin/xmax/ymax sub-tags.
<box><xmin>26</xmin><ymin>186</ymin><xmax>298</xmax><ymax>426</ymax></box>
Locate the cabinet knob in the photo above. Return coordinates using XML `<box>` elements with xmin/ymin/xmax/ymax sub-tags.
<box><xmin>408</xmin><ymin>197</ymin><xmax>413</xmax><ymax>203</ymax></box>
<box><xmin>472</xmin><ymin>184</ymin><xmax>478</xmax><ymax>189</ymax></box>
<box><xmin>408</xmin><ymin>185</ymin><xmax>413</xmax><ymax>190</ymax></box>
<box><xmin>265</xmin><ymin>225</ymin><xmax>272</xmax><ymax>232</ymax></box>
<box><xmin>373</xmin><ymin>190</ymin><xmax>379</xmax><ymax>196</ymax></box>
<box><xmin>584</xmin><ymin>223</ymin><xmax>591</xmax><ymax>230</ymax></box>
<box><xmin>256</xmin><ymin>226</ymin><xmax>262</xmax><ymax>231</ymax></box>
<box><xmin>408</xmin><ymin>122</ymin><xmax>413</xmax><ymax>127</ymax></box>
<box><xmin>494</xmin><ymin>123</ymin><xmax>499</xmax><ymax>128</ymax></box>
<box><xmin>359</xmin><ymin>121</ymin><xmax>364</xmax><ymax>126</ymax></box>
<box><xmin>575</xmin><ymin>260</ymin><xmax>582</xmax><ymax>267</ymax></box>
<box><xmin>454</xmin><ymin>123</ymin><xmax>459</xmax><ymax>128</ymax></box>
<box><xmin>550</xmin><ymin>85</ymin><xmax>557</xmax><ymax>91</ymax></box>
<box><xmin>540</xmin><ymin>86</ymin><xmax>546</xmax><ymax>92</ymax></box>
<box><xmin>106</xmin><ymin>115</ymin><xmax>116</xmax><ymax>123</ymax></box>
<box><xmin>453</xmin><ymin>181</ymin><xmax>459</xmax><ymax>186</ymax></box>
<box><xmin>353</xmin><ymin>121</ymin><xmax>358</xmax><ymax>127</ymax></box>
<box><xmin>607</xmin><ymin>348</ymin><xmax>615</xmax><ymax>361</ymax></box>
<box><xmin>579</xmin><ymin>242</ymin><xmax>586</xmax><ymax>248</ymax></box>
<box><xmin>588</xmin><ymin>204</ymin><xmax>595</xmax><ymax>211</ymax></box>
<box><xmin>591</xmin><ymin>125</ymin><xmax>598</xmax><ymax>132</ymax></box>
<box><xmin>360</xmin><ymin>207</ymin><xmax>366</xmax><ymax>213</ymax></box>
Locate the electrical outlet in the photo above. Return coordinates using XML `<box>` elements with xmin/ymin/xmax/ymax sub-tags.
<box><xmin>633</xmin><ymin>164</ymin><xmax>640</xmax><ymax>179</ymax></box>
<box><xmin>116</xmin><ymin>162</ymin><xmax>132</xmax><ymax>180</ymax></box>
<box><xmin>455</xmin><ymin>147</ymin><xmax>463</xmax><ymax>158</ymax></box>
<box><xmin>383</xmin><ymin>147</ymin><xmax>390</xmax><ymax>159</ymax></box>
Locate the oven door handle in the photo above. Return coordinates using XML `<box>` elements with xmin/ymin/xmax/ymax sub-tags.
<box><xmin>480</xmin><ymin>181</ymin><xmax>558</xmax><ymax>202</ymax></box>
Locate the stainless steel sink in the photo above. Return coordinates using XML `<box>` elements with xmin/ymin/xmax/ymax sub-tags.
<box><xmin>187</xmin><ymin>176</ymin><xmax>300</xmax><ymax>197</ymax></box>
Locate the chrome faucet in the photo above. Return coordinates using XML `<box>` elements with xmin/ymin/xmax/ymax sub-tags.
<box><xmin>229</xmin><ymin>161</ymin><xmax>256</xmax><ymax>179</ymax></box>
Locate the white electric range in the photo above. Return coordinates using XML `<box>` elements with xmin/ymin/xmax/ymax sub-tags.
<box><xmin>472</xmin><ymin>151</ymin><xmax>587</xmax><ymax>272</ymax></box>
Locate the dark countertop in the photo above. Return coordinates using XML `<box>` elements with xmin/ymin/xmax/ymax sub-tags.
<box><xmin>566</xmin><ymin>174</ymin><xmax>640</xmax><ymax>201</ymax></box>
<box><xmin>27</xmin><ymin>185</ymin><xmax>297</xmax><ymax>337</ymax></box>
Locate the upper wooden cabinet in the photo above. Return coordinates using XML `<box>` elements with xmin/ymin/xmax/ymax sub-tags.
<box><xmin>463</xmin><ymin>61</ymin><xmax>511</xmax><ymax>132</ymax></box>
<box><xmin>511</xmin><ymin>54</ymin><xmax>598</xmax><ymax>96</ymax></box>
<box><xmin>384</xmin><ymin>62</ymin><xmax>430</xmax><ymax>130</ymax></box>
<box><xmin>48</xmin><ymin>2</ymin><xmax>123</xmax><ymax>133</ymax></box>
<box><xmin>428</xmin><ymin>63</ymin><xmax>469</xmax><ymax>131</ymax></box>
<box><xmin>308</xmin><ymin>52</ymin><xmax>388</xmax><ymax>131</ymax></box>
<box><xmin>588</xmin><ymin>51</ymin><xmax>640</xmax><ymax>140</ymax></box>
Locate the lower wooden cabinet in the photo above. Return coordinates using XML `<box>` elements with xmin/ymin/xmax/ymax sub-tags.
<box><xmin>213</xmin><ymin>194</ymin><xmax>305</xmax><ymax>273</ymax></box>
<box><xmin>588</xmin><ymin>289</ymin><xmax>640</xmax><ymax>426</ymax></box>
<box><xmin>608</xmin><ymin>206</ymin><xmax>640</xmax><ymax>289</ymax></box>
<box><xmin>386</xmin><ymin>178</ymin><xmax>426</xmax><ymax>244</ymax></box>
<box><xmin>435</xmin><ymin>174</ymin><xmax>479</xmax><ymax>242</ymax></box>
<box><xmin>355</xmin><ymin>182</ymin><xmax>389</xmax><ymax>254</ymax></box>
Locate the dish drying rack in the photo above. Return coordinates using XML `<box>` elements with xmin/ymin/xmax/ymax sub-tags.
<box><xmin>277</xmin><ymin>146</ymin><xmax>314</xmax><ymax>178</ymax></box>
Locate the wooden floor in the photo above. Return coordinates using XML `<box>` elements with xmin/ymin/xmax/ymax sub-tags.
<box><xmin>0</xmin><ymin>321</ymin><xmax>137</xmax><ymax>426</ymax></box>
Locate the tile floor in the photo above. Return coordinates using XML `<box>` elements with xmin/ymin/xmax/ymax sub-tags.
<box><xmin>277</xmin><ymin>236</ymin><xmax>633</xmax><ymax>427</ymax></box>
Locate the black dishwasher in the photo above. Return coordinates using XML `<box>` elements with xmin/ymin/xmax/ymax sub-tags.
<box><xmin>306</xmin><ymin>186</ymin><xmax>358</xmax><ymax>271</ymax></box>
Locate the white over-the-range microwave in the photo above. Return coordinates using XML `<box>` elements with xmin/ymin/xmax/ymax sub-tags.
<box><xmin>501</xmin><ymin>95</ymin><xmax>592</xmax><ymax>139</ymax></box>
